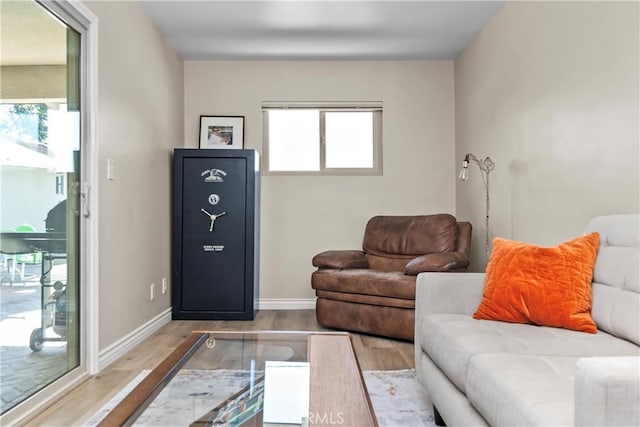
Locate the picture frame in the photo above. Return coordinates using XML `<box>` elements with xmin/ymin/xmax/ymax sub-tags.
<box><xmin>199</xmin><ymin>115</ymin><xmax>245</xmax><ymax>149</ymax></box>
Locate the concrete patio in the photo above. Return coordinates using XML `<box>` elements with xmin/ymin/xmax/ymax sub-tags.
<box><xmin>0</xmin><ymin>263</ymin><xmax>71</xmax><ymax>414</ymax></box>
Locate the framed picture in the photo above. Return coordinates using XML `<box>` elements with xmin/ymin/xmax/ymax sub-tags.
<box><xmin>199</xmin><ymin>115</ymin><xmax>244</xmax><ymax>149</ymax></box>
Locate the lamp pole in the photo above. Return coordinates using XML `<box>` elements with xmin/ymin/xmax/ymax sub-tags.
<box><xmin>459</xmin><ymin>154</ymin><xmax>495</xmax><ymax>261</ymax></box>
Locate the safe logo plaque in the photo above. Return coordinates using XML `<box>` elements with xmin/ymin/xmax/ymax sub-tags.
<box><xmin>201</xmin><ymin>168</ymin><xmax>227</xmax><ymax>183</ymax></box>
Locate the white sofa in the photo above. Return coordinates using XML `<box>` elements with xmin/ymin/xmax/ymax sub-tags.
<box><xmin>415</xmin><ymin>215</ymin><xmax>640</xmax><ymax>426</ymax></box>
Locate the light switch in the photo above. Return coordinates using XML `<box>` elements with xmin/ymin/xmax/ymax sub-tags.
<box><xmin>107</xmin><ymin>158</ymin><xmax>115</xmax><ymax>180</ymax></box>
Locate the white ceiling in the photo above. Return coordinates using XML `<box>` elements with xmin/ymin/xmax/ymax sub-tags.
<box><xmin>139</xmin><ymin>1</ymin><xmax>505</xmax><ymax>61</ymax></box>
<box><xmin>0</xmin><ymin>1</ymin><xmax>505</xmax><ymax>66</ymax></box>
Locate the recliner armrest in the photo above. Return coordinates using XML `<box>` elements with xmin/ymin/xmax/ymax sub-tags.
<box><xmin>404</xmin><ymin>252</ymin><xmax>469</xmax><ymax>275</ymax></box>
<box><xmin>312</xmin><ymin>250</ymin><xmax>368</xmax><ymax>269</ymax></box>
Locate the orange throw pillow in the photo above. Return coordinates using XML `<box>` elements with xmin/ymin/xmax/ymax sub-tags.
<box><xmin>473</xmin><ymin>233</ymin><xmax>600</xmax><ymax>333</ymax></box>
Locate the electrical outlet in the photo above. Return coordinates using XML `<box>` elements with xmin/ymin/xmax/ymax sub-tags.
<box><xmin>161</xmin><ymin>277</ymin><xmax>168</xmax><ymax>294</ymax></box>
<box><xmin>150</xmin><ymin>283</ymin><xmax>156</xmax><ymax>300</ymax></box>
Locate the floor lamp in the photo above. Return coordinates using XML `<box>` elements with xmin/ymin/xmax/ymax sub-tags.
<box><xmin>458</xmin><ymin>153</ymin><xmax>495</xmax><ymax>261</ymax></box>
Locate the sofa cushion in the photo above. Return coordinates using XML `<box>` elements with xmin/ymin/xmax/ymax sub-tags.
<box><xmin>312</xmin><ymin>269</ymin><xmax>416</xmax><ymax>300</ymax></box>
<box><xmin>466</xmin><ymin>354</ymin><xmax>578</xmax><ymax>426</ymax></box>
<box><xmin>420</xmin><ymin>314</ymin><xmax>640</xmax><ymax>393</ymax></box>
<box><xmin>586</xmin><ymin>215</ymin><xmax>640</xmax><ymax>345</ymax></box>
<box><xmin>363</xmin><ymin>214</ymin><xmax>457</xmax><ymax>257</ymax></box>
<box><xmin>474</xmin><ymin>233</ymin><xmax>599</xmax><ymax>333</ymax></box>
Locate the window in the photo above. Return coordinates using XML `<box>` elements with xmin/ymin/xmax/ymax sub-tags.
<box><xmin>262</xmin><ymin>102</ymin><xmax>382</xmax><ymax>174</ymax></box>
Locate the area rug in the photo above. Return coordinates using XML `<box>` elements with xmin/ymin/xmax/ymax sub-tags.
<box><xmin>364</xmin><ymin>369</ymin><xmax>434</xmax><ymax>426</ymax></box>
<box><xmin>84</xmin><ymin>369</ymin><xmax>434</xmax><ymax>426</ymax></box>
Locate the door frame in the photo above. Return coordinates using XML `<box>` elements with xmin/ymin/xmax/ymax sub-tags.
<box><xmin>0</xmin><ymin>0</ymin><xmax>99</xmax><ymax>424</ymax></box>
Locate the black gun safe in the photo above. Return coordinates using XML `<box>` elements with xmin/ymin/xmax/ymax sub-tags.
<box><xmin>172</xmin><ymin>149</ymin><xmax>260</xmax><ymax>320</ymax></box>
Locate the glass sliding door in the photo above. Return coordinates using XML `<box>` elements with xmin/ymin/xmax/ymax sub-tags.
<box><xmin>0</xmin><ymin>0</ymin><xmax>82</xmax><ymax>413</ymax></box>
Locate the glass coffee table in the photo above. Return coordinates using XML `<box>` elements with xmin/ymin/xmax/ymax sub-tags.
<box><xmin>97</xmin><ymin>331</ymin><xmax>377</xmax><ymax>426</ymax></box>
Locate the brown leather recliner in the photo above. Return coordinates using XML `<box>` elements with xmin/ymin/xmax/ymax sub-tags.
<box><xmin>311</xmin><ymin>214</ymin><xmax>472</xmax><ymax>341</ymax></box>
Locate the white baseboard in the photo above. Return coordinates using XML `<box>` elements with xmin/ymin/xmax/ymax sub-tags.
<box><xmin>98</xmin><ymin>307</ymin><xmax>172</xmax><ymax>371</ymax></box>
<box><xmin>97</xmin><ymin>301</ymin><xmax>314</xmax><ymax>371</ymax></box>
<box><xmin>258</xmin><ymin>298</ymin><xmax>316</xmax><ymax>310</ymax></box>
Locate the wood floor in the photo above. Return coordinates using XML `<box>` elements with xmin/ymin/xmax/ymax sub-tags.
<box><xmin>26</xmin><ymin>310</ymin><xmax>414</xmax><ymax>426</ymax></box>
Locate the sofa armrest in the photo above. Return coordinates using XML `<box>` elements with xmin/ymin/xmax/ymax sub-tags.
<box><xmin>404</xmin><ymin>252</ymin><xmax>469</xmax><ymax>275</ymax></box>
<box><xmin>312</xmin><ymin>250</ymin><xmax>368</xmax><ymax>269</ymax></box>
<box><xmin>415</xmin><ymin>272</ymin><xmax>485</xmax><ymax>317</ymax></box>
<box><xmin>415</xmin><ymin>273</ymin><xmax>486</xmax><ymax>374</ymax></box>
<box><xmin>575</xmin><ymin>357</ymin><xmax>640</xmax><ymax>427</ymax></box>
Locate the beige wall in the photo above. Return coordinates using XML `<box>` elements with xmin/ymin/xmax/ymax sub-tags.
<box><xmin>455</xmin><ymin>1</ymin><xmax>640</xmax><ymax>271</ymax></box>
<box><xmin>185</xmin><ymin>61</ymin><xmax>455</xmax><ymax>299</ymax></box>
<box><xmin>84</xmin><ymin>1</ymin><xmax>183</xmax><ymax>349</ymax></box>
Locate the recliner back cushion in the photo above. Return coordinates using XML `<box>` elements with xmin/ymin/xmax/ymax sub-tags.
<box><xmin>586</xmin><ymin>215</ymin><xmax>640</xmax><ymax>345</ymax></box>
<box><xmin>363</xmin><ymin>214</ymin><xmax>458</xmax><ymax>257</ymax></box>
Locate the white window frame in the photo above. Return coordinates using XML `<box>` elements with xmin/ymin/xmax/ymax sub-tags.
<box><xmin>262</xmin><ymin>102</ymin><xmax>383</xmax><ymax>176</ymax></box>
<box><xmin>1</xmin><ymin>0</ymin><xmax>99</xmax><ymax>424</ymax></box>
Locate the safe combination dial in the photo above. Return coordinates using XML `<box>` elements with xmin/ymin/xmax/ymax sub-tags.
<box><xmin>201</xmin><ymin>209</ymin><xmax>227</xmax><ymax>232</ymax></box>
